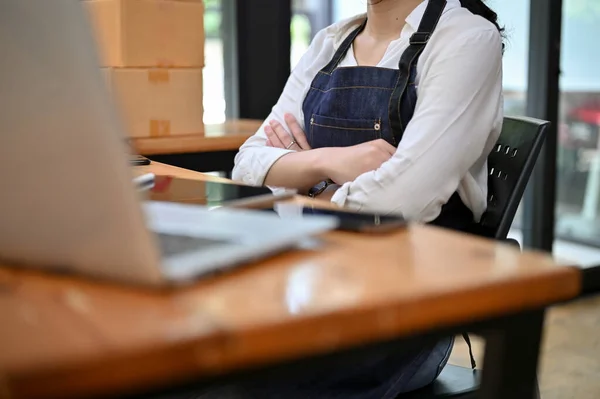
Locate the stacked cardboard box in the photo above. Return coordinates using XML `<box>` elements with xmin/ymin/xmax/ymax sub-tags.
<box><xmin>85</xmin><ymin>0</ymin><xmax>205</xmax><ymax>138</ymax></box>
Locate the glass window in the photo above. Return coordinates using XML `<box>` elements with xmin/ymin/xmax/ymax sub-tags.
<box><xmin>332</xmin><ymin>0</ymin><xmax>364</xmax><ymax>21</ymax></box>
<box><xmin>291</xmin><ymin>0</ymin><xmax>332</xmax><ymax>68</ymax></box>
<box><xmin>203</xmin><ymin>0</ymin><xmax>226</xmax><ymax>124</ymax></box>
<box><xmin>291</xmin><ymin>3</ymin><xmax>311</xmax><ymax>68</ymax></box>
<box><xmin>554</xmin><ymin>0</ymin><xmax>600</xmax><ymax>263</ymax></box>
<box><xmin>488</xmin><ymin>0</ymin><xmax>530</xmax><ymax>117</ymax></box>
<box><xmin>487</xmin><ymin>0</ymin><xmax>530</xmax><ymax>240</ymax></box>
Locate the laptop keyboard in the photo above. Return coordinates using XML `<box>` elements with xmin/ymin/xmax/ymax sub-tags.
<box><xmin>156</xmin><ymin>232</ymin><xmax>230</xmax><ymax>257</ymax></box>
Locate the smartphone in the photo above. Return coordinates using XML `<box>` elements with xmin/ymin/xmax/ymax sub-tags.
<box><xmin>302</xmin><ymin>207</ymin><xmax>407</xmax><ymax>233</ymax></box>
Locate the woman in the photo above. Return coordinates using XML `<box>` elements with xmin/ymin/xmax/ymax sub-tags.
<box><xmin>230</xmin><ymin>0</ymin><xmax>504</xmax><ymax>397</ymax></box>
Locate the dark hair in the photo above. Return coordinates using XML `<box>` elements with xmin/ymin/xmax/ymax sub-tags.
<box><xmin>459</xmin><ymin>0</ymin><xmax>505</xmax><ymax>43</ymax></box>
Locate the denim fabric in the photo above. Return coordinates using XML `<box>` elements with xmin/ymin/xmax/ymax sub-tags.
<box><xmin>304</xmin><ymin>65</ymin><xmax>418</xmax><ymax>149</ymax></box>
<box><xmin>186</xmin><ymin>337</ymin><xmax>454</xmax><ymax>399</ymax></box>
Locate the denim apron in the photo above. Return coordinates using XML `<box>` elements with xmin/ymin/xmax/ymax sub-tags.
<box><xmin>304</xmin><ymin>0</ymin><xmax>474</xmax><ymax>232</ymax></box>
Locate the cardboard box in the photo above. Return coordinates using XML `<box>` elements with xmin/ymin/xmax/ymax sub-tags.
<box><xmin>103</xmin><ymin>68</ymin><xmax>204</xmax><ymax>138</ymax></box>
<box><xmin>85</xmin><ymin>0</ymin><xmax>204</xmax><ymax>67</ymax></box>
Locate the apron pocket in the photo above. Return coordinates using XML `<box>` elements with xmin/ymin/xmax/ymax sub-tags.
<box><xmin>308</xmin><ymin>114</ymin><xmax>382</xmax><ymax>149</ymax></box>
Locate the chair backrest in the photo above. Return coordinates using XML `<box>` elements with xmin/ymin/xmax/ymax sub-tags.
<box><xmin>475</xmin><ymin>116</ymin><xmax>549</xmax><ymax>239</ymax></box>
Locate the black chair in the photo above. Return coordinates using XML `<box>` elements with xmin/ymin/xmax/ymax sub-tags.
<box><xmin>403</xmin><ymin>116</ymin><xmax>550</xmax><ymax>399</ymax></box>
<box><xmin>474</xmin><ymin>116</ymin><xmax>549</xmax><ymax>241</ymax></box>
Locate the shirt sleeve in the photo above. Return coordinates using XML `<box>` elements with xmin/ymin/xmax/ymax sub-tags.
<box><xmin>331</xmin><ymin>27</ymin><xmax>504</xmax><ymax>222</ymax></box>
<box><xmin>231</xmin><ymin>29</ymin><xmax>332</xmax><ymax>188</ymax></box>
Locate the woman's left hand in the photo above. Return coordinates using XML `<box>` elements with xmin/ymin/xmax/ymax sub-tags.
<box><xmin>265</xmin><ymin>113</ymin><xmax>312</xmax><ymax>151</ymax></box>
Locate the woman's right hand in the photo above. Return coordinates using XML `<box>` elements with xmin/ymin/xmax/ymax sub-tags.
<box><xmin>322</xmin><ymin>139</ymin><xmax>397</xmax><ymax>185</ymax></box>
<box><xmin>264</xmin><ymin>113</ymin><xmax>311</xmax><ymax>151</ymax></box>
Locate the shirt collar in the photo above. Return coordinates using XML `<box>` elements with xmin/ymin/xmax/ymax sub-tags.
<box><xmin>405</xmin><ymin>0</ymin><xmax>461</xmax><ymax>32</ymax></box>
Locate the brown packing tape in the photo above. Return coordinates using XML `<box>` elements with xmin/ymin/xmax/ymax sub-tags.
<box><xmin>150</xmin><ymin>120</ymin><xmax>171</xmax><ymax>137</ymax></box>
<box><xmin>148</xmin><ymin>69</ymin><xmax>170</xmax><ymax>83</ymax></box>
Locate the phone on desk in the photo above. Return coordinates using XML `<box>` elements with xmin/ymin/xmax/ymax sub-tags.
<box><xmin>302</xmin><ymin>207</ymin><xmax>407</xmax><ymax>233</ymax></box>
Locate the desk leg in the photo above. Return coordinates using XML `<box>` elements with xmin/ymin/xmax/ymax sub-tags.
<box><xmin>479</xmin><ymin>310</ymin><xmax>545</xmax><ymax>399</ymax></box>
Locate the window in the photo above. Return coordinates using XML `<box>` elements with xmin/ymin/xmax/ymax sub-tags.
<box><xmin>332</xmin><ymin>0</ymin><xmax>364</xmax><ymax>21</ymax></box>
<box><xmin>291</xmin><ymin>0</ymin><xmax>332</xmax><ymax>68</ymax></box>
<box><xmin>555</xmin><ymin>0</ymin><xmax>600</xmax><ymax>254</ymax></box>
<box><xmin>203</xmin><ymin>0</ymin><xmax>226</xmax><ymax>124</ymax></box>
<box><xmin>487</xmin><ymin>0</ymin><xmax>530</xmax><ymax>238</ymax></box>
<box><xmin>488</xmin><ymin>0</ymin><xmax>530</xmax><ymax>117</ymax></box>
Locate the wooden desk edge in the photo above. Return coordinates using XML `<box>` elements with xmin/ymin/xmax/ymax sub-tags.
<box><xmin>5</xmin><ymin>266</ymin><xmax>581</xmax><ymax>399</ymax></box>
<box><xmin>131</xmin><ymin>134</ymin><xmax>252</xmax><ymax>156</ymax></box>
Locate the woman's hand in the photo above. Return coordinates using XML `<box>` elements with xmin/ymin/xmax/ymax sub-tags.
<box><xmin>323</xmin><ymin>139</ymin><xmax>397</xmax><ymax>185</ymax></box>
<box><xmin>263</xmin><ymin>114</ymin><xmax>395</xmax><ymax>188</ymax></box>
<box><xmin>265</xmin><ymin>113</ymin><xmax>311</xmax><ymax>151</ymax></box>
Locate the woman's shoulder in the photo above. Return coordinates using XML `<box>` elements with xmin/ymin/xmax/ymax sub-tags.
<box><xmin>439</xmin><ymin>6</ymin><xmax>502</xmax><ymax>43</ymax></box>
<box><xmin>420</xmin><ymin>6</ymin><xmax>503</xmax><ymax>65</ymax></box>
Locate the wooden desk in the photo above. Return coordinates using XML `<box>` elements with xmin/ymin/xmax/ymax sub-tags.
<box><xmin>129</xmin><ymin>120</ymin><xmax>261</xmax><ymax>174</ymax></box>
<box><xmin>130</xmin><ymin>120</ymin><xmax>261</xmax><ymax>156</ymax></box>
<box><xmin>0</xmin><ymin>163</ymin><xmax>582</xmax><ymax>399</ymax></box>
<box><xmin>134</xmin><ymin>161</ymin><xmax>230</xmax><ymax>183</ymax></box>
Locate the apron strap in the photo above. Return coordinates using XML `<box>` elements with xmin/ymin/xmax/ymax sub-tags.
<box><xmin>394</xmin><ymin>2</ymin><xmax>479</xmax><ymax>369</ymax></box>
<box><xmin>389</xmin><ymin>0</ymin><xmax>447</xmax><ymax>144</ymax></box>
<box><xmin>320</xmin><ymin>19</ymin><xmax>367</xmax><ymax>75</ymax></box>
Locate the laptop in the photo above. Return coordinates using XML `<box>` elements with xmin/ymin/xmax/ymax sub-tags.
<box><xmin>0</xmin><ymin>1</ymin><xmax>337</xmax><ymax>286</ymax></box>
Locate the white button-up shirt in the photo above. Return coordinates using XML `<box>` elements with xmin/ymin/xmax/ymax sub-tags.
<box><xmin>231</xmin><ymin>0</ymin><xmax>504</xmax><ymax>223</ymax></box>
